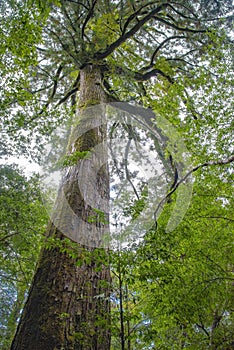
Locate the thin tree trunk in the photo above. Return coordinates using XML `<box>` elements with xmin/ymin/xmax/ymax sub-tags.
<box><xmin>3</xmin><ymin>287</ymin><xmax>24</xmax><ymax>349</ymax></box>
<box><xmin>11</xmin><ymin>65</ymin><xmax>111</xmax><ymax>350</ymax></box>
<box><xmin>125</xmin><ymin>286</ymin><xmax>131</xmax><ymax>350</ymax></box>
<box><xmin>118</xmin><ymin>268</ymin><xmax>125</xmax><ymax>350</ymax></box>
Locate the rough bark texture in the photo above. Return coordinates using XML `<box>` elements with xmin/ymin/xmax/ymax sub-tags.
<box><xmin>11</xmin><ymin>65</ymin><xmax>111</xmax><ymax>350</ymax></box>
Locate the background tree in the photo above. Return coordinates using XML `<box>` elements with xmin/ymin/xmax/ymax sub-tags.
<box><xmin>134</xmin><ymin>165</ymin><xmax>234</xmax><ymax>349</ymax></box>
<box><xmin>0</xmin><ymin>164</ymin><xmax>47</xmax><ymax>349</ymax></box>
<box><xmin>0</xmin><ymin>0</ymin><xmax>233</xmax><ymax>349</ymax></box>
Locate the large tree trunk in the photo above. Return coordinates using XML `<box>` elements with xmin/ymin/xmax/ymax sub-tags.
<box><xmin>11</xmin><ymin>65</ymin><xmax>111</xmax><ymax>350</ymax></box>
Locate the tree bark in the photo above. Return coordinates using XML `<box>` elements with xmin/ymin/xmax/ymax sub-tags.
<box><xmin>11</xmin><ymin>65</ymin><xmax>111</xmax><ymax>350</ymax></box>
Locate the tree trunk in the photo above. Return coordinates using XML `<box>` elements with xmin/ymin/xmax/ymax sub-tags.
<box><xmin>11</xmin><ymin>65</ymin><xmax>111</xmax><ymax>350</ymax></box>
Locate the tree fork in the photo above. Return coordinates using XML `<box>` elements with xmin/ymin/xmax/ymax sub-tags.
<box><xmin>11</xmin><ymin>65</ymin><xmax>111</xmax><ymax>350</ymax></box>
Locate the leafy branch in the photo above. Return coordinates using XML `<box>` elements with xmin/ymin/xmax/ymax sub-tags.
<box><xmin>93</xmin><ymin>3</ymin><xmax>169</xmax><ymax>61</ymax></box>
<box><xmin>154</xmin><ymin>154</ymin><xmax>234</xmax><ymax>220</ymax></box>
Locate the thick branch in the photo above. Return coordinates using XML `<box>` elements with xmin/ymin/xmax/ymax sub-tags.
<box><xmin>135</xmin><ymin>68</ymin><xmax>174</xmax><ymax>83</ymax></box>
<box><xmin>103</xmin><ymin>64</ymin><xmax>173</xmax><ymax>84</ymax></box>
<box><xmin>93</xmin><ymin>3</ymin><xmax>169</xmax><ymax>61</ymax></box>
<box><xmin>121</xmin><ymin>1</ymin><xmax>158</xmax><ymax>35</ymax></box>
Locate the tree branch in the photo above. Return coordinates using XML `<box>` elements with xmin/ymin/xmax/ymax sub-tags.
<box><xmin>61</xmin><ymin>2</ymin><xmax>79</xmax><ymax>34</ymax></box>
<box><xmin>50</xmin><ymin>14</ymin><xmax>78</xmax><ymax>50</ymax></box>
<box><xmin>0</xmin><ymin>232</ymin><xmax>19</xmax><ymax>243</ymax></box>
<box><xmin>121</xmin><ymin>1</ymin><xmax>158</xmax><ymax>35</ymax></box>
<box><xmin>150</xmin><ymin>35</ymin><xmax>186</xmax><ymax>65</ymax></box>
<box><xmin>81</xmin><ymin>0</ymin><xmax>98</xmax><ymax>39</ymax></box>
<box><xmin>49</xmin><ymin>29</ymin><xmax>78</xmax><ymax>64</ymax></box>
<box><xmin>124</xmin><ymin>139</ymin><xmax>140</xmax><ymax>200</ymax></box>
<box><xmin>135</xmin><ymin>68</ymin><xmax>174</xmax><ymax>83</ymax></box>
<box><xmin>154</xmin><ymin>155</ymin><xmax>234</xmax><ymax>219</ymax></box>
<box><xmin>36</xmin><ymin>63</ymin><xmax>64</xmax><ymax>116</ymax></box>
<box><xmin>93</xmin><ymin>3</ymin><xmax>169</xmax><ymax>61</ymax></box>
<box><xmin>153</xmin><ymin>16</ymin><xmax>207</xmax><ymax>33</ymax></box>
<box><xmin>50</xmin><ymin>64</ymin><xmax>64</xmax><ymax>100</ymax></box>
<box><xmin>21</xmin><ymin>71</ymin><xmax>80</xmax><ymax>127</ymax></box>
<box><xmin>55</xmin><ymin>86</ymin><xmax>79</xmax><ymax>106</ymax></box>
<box><xmin>197</xmin><ymin>216</ymin><xmax>234</xmax><ymax>222</ymax></box>
<box><xmin>66</xmin><ymin>0</ymin><xmax>89</xmax><ymax>10</ymax></box>
<box><xmin>103</xmin><ymin>63</ymin><xmax>173</xmax><ymax>84</ymax></box>
<box><xmin>167</xmin><ymin>3</ymin><xmax>198</xmax><ymax>20</ymax></box>
<box><xmin>196</xmin><ymin>323</ymin><xmax>210</xmax><ymax>337</ymax></box>
<box><xmin>56</xmin><ymin>71</ymin><xmax>80</xmax><ymax>106</ymax></box>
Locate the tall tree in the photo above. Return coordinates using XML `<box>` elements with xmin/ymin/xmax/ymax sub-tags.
<box><xmin>0</xmin><ymin>164</ymin><xmax>47</xmax><ymax>349</ymax></box>
<box><xmin>133</xmin><ymin>165</ymin><xmax>234</xmax><ymax>349</ymax></box>
<box><xmin>11</xmin><ymin>65</ymin><xmax>112</xmax><ymax>349</ymax></box>
<box><xmin>0</xmin><ymin>0</ymin><xmax>233</xmax><ymax>349</ymax></box>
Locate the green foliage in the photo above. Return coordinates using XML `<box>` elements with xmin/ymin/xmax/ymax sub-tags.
<box><xmin>110</xmin><ymin>165</ymin><xmax>234</xmax><ymax>349</ymax></box>
<box><xmin>44</xmin><ymin>236</ymin><xmax>110</xmax><ymax>269</ymax></box>
<box><xmin>55</xmin><ymin>150</ymin><xmax>91</xmax><ymax>168</ymax></box>
<box><xmin>0</xmin><ymin>2</ymin><xmax>44</xmax><ymax>69</ymax></box>
<box><xmin>86</xmin><ymin>12</ymin><xmax>120</xmax><ymax>51</ymax></box>
<box><xmin>123</xmin><ymin>186</ymin><xmax>148</xmax><ymax>221</ymax></box>
<box><xmin>87</xmin><ymin>207</ymin><xmax>109</xmax><ymax>225</ymax></box>
<box><xmin>0</xmin><ymin>164</ymin><xmax>47</xmax><ymax>348</ymax></box>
